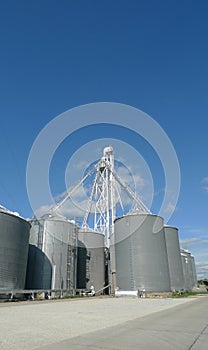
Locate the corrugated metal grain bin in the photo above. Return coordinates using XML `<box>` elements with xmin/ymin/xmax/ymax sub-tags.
<box><xmin>114</xmin><ymin>214</ymin><xmax>171</xmax><ymax>293</ymax></box>
<box><xmin>77</xmin><ymin>229</ymin><xmax>105</xmax><ymax>292</ymax></box>
<box><xmin>26</xmin><ymin>213</ymin><xmax>77</xmax><ymax>290</ymax></box>
<box><xmin>0</xmin><ymin>206</ymin><xmax>30</xmax><ymax>290</ymax></box>
<box><xmin>180</xmin><ymin>249</ymin><xmax>197</xmax><ymax>291</ymax></box>
<box><xmin>190</xmin><ymin>255</ymin><xmax>197</xmax><ymax>286</ymax></box>
<box><xmin>164</xmin><ymin>226</ymin><xmax>185</xmax><ymax>291</ymax></box>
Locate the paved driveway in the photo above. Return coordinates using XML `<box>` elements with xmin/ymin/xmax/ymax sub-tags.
<box><xmin>0</xmin><ymin>296</ymin><xmax>206</xmax><ymax>349</ymax></box>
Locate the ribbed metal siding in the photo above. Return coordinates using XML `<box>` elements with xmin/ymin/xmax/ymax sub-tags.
<box><xmin>180</xmin><ymin>249</ymin><xmax>197</xmax><ymax>291</ymax></box>
<box><xmin>77</xmin><ymin>230</ymin><xmax>105</xmax><ymax>292</ymax></box>
<box><xmin>190</xmin><ymin>255</ymin><xmax>197</xmax><ymax>286</ymax></box>
<box><xmin>164</xmin><ymin>226</ymin><xmax>185</xmax><ymax>291</ymax></box>
<box><xmin>114</xmin><ymin>214</ymin><xmax>171</xmax><ymax>292</ymax></box>
<box><xmin>0</xmin><ymin>211</ymin><xmax>30</xmax><ymax>290</ymax></box>
<box><xmin>26</xmin><ymin>216</ymin><xmax>77</xmax><ymax>290</ymax></box>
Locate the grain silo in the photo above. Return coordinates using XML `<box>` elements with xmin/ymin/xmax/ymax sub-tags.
<box><xmin>26</xmin><ymin>212</ymin><xmax>77</xmax><ymax>290</ymax></box>
<box><xmin>0</xmin><ymin>205</ymin><xmax>30</xmax><ymax>290</ymax></box>
<box><xmin>77</xmin><ymin>229</ymin><xmax>105</xmax><ymax>292</ymax></box>
<box><xmin>190</xmin><ymin>254</ymin><xmax>197</xmax><ymax>286</ymax></box>
<box><xmin>164</xmin><ymin>226</ymin><xmax>185</xmax><ymax>291</ymax></box>
<box><xmin>180</xmin><ymin>249</ymin><xmax>197</xmax><ymax>291</ymax></box>
<box><xmin>114</xmin><ymin>213</ymin><xmax>171</xmax><ymax>293</ymax></box>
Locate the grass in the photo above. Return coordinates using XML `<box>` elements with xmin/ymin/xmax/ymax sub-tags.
<box><xmin>171</xmin><ymin>291</ymin><xmax>208</xmax><ymax>298</ymax></box>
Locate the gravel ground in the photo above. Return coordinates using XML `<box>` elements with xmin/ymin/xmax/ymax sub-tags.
<box><xmin>0</xmin><ymin>296</ymin><xmax>196</xmax><ymax>349</ymax></box>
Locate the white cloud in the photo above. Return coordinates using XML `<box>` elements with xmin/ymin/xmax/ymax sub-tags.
<box><xmin>180</xmin><ymin>227</ymin><xmax>206</xmax><ymax>235</ymax></box>
<box><xmin>61</xmin><ymin>199</ymin><xmax>90</xmax><ymax>218</ymax></box>
<box><xmin>195</xmin><ymin>261</ymin><xmax>208</xmax><ymax>279</ymax></box>
<box><xmin>116</xmin><ymin>165</ymin><xmax>145</xmax><ymax>191</ymax></box>
<box><xmin>179</xmin><ymin>237</ymin><xmax>201</xmax><ymax>248</ymax></box>
<box><xmin>180</xmin><ymin>237</ymin><xmax>208</xmax><ymax>249</ymax></box>
<box><xmin>35</xmin><ymin>161</ymin><xmax>152</xmax><ymax>224</ymax></box>
<box><xmin>133</xmin><ymin>174</ymin><xmax>146</xmax><ymax>190</ymax></box>
<box><xmin>201</xmin><ymin>177</ymin><xmax>208</xmax><ymax>192</ymax></box>
<box><xmin>164</xmin><ymin>202</ymin><xmax>178</xmax><ymax>214</ymax></box>
<box><xmin>33</xmin><ymin>204</ymin><xmax>53</xmax><ymax>218</ymax></box>
<box><xmin>195</xmin><ymin>262</ymin><xmax>208</xmax><ymax>268</ymax></box>
<box><xmin>35</xmin><ymin>197</ymin><xmax>90</xmax><ymax>221</ymax></box>
<box><xmin>201</xmin><ymin>240</ymin><xmax>208</xmax><ymax>244</ymax></box>
<box><xmin>72</xmin><ymin>160</ymin><xmax>90</xmax><ymax>170</ymax></box>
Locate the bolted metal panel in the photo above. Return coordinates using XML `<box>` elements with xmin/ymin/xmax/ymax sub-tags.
<box><xmin>0</xmin><ymin>210</ymin><xmax>30</xmax><ymax>290</ymax></box>
<box><xmin>26</xmin><ymin>244</ymin><xmax>52</xmax><ymax>289</ymax></box>
<box><xmin>77</xmin><ymin>229</ymin><xmax>105</xmax><ymax>292</ymax></box>
<box><xmin>180</xmin><ymin>249</ymin><xmax>197</xmax><ymax>291</ymax></box>
<box><xmin>26</xmin><ymin>214</ymin><xmax>77</xmax><ymax>290</ymax></box>
<box><xmin>190</xmin><ymin>255</ymin><xmax>197</xmax><ymax>286</ymax></box>
<box><xmin>164</xmin><ymin>226</ymin><xmax>185</xmax><ymax>291</ymax></box>
<box><xmin>114</xmin><ymin>214</ymin><xmax>171</xmax><ymax>293</ymax></box>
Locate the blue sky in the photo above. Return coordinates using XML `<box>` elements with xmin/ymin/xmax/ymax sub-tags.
<box><xmin>0</xmin><ymin>0</ymin><xmax>208</xmax><ymax>278</ymax></box>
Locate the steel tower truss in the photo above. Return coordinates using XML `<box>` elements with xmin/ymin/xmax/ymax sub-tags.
<box><xmin>51</xmin><ymin>147</ymin><xmax>150</xmax><ymax>248</ymax></box>
<box><xmin>82</xmin><ymin>147</ymin><xmax>150</xmax><ymax>247</ymax></box>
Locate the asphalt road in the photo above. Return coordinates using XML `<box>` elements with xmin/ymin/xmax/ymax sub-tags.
<box><xmin>0</xmin><ymin>296</ymin><xmax>207</xmax><ymax>349</ymax></box>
